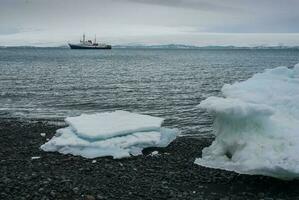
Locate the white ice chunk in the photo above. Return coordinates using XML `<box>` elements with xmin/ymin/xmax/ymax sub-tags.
<box><xmin>198</xmin><ymin>97</ymin><xmax>274</xmax><ymax>119</ymax></box>
<box><xmin>41</xmin><ymin>111</ymin><xmax>178</xmax><ymax>159</ymax></box>
<box><xmin>41</xmin><ymin>127</ymin><xmax>178</xmax><ymax>159</ymax></box>
<box><xmin>150</xmin><ymin>151</ymin><xmax>159</xmax><ymax>156</ymax></box>
<box><xmin>195</xmin><ymin>64</ymin><xmax>299</xmax><ymax>180</ymax></box>
<box><xmin>65</xmin><ymin>110</ymin><xmax>164</xmax><ymax>140</ymax></box>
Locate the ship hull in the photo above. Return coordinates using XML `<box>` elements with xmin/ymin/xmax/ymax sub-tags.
<box><xmin>69</xmin><ymin>43</ymin><xmax>112</xmax><ymax>50</ymax></box>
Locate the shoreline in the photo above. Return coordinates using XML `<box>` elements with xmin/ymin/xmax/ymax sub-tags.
<box><xmin>1</xmin><ymin>120</ymin><xmax>299</xmax><ymax>199</ymax></box>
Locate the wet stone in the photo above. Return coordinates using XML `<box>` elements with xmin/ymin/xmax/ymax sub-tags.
<box><xmin>1</xmin><ymin>120</ymin><xmax>299</xmax><ymax>200</ymax></box>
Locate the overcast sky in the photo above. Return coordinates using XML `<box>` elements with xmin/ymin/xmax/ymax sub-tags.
<box><xmin>1</xmin><ymin>0</ymin><xmax>299</xmax><ymax>46</ymax></box>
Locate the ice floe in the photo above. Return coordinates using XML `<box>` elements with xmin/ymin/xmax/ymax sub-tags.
<box><xmin>41</xmin><ymin>111</ymin><xmax>178</xmax><ymax>159</ymax></box>
<box><xmin>195</xmin><ymin>64</ymin><xmax>299</xmax><ymax>180</ymax></box>
<box><xmin>65</xmin><ymin>110</ymin><xmax>164</xmax><ymax>140</ymax></box>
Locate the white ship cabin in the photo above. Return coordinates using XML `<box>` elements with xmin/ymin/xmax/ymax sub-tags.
<box><xmin>80</xmin><ymin>34</ymin><xmax>99</xmax><ymax>46</ymax></box>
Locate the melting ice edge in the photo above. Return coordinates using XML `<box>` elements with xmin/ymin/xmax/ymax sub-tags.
<box><xmin>195</xmin><ymin>64</ymin><xmax>299</xmax><ymax>180</ymax></box>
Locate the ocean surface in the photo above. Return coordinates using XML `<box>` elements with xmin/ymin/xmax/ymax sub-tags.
<box><xmin>1</xmin><ymin>47</ymin><xmax>299</xmax><ymax>136</ymax></box>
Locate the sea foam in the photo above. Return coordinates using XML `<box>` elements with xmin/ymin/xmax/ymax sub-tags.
<box><xmin>41</xmin><ymin>111</ymin><xmax>178</xmax><ymax>159</ymax></box>
<box><xmin>195</xmin><ymin>64</ymin><xmax>299</xmax><ymax>180</ymax></box>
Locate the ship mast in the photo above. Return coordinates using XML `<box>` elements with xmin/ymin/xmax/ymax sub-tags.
<box><xmin>94</xmin><ymin>34</ymin><xmax>97</xmax><ymax>44</ymax></box>
<box><xmin>83</xmin><ymin>33</ymin><xmax>85</xmax><ymax>43</ymax></box>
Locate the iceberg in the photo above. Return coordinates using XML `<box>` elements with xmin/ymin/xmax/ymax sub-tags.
<box><xmin>41</xmin><ymin>111</ymin><xmax>178</xmax><ymax>159</ymax></box>
<box><xmin>195</xmin><ymin>64</ymin><xmax>299</xmax><ymax>180</ymax></box>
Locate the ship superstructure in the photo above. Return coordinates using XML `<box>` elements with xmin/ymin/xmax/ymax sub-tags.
<box><xmin>69</xmin><ymin>34</ymin><xmax>112</xmax><ymax>49</ymax></box>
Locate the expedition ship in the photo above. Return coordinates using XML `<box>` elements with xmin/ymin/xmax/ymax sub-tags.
<box><xmin>68</xmin><ymin>34</ymin><xmax>112</xmax><ymax>49</ymax></box>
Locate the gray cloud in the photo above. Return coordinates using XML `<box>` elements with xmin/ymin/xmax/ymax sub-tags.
<box><xmin>124</xmin><ymin>0</ymin><xmax>237</xmax><ymax>12</ymax></box>
<box><xmin>0</xmin><ymin>0</ymin><xmax>299</xmax><ymax>46</ymax></box>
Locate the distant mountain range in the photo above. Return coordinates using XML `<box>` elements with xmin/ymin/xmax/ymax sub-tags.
<box><xmin>113</xmin><ymin>44</ymin><xmax>200</xmax><ymax>49</ymax></box>
<box><xmin>1</xmin><ymin>44</ymin><xmax>299</xmax><ymax>50</ymax></box>
<box><xmin>113</xmin><ymin>44</ymin><xmax>299</xmax><ymax>50</ymax></box>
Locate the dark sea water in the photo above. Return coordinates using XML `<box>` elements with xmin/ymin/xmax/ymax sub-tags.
<box><xmin>1</xmin><ymin>48</ymin><xmax>299</xmax><ymax>135</ymax></box>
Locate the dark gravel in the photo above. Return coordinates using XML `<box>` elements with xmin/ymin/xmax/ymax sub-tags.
<box><xmin>1</xmin><ymin>120</ymin><xmax>299</xmax><ymax>200</ymax></box>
